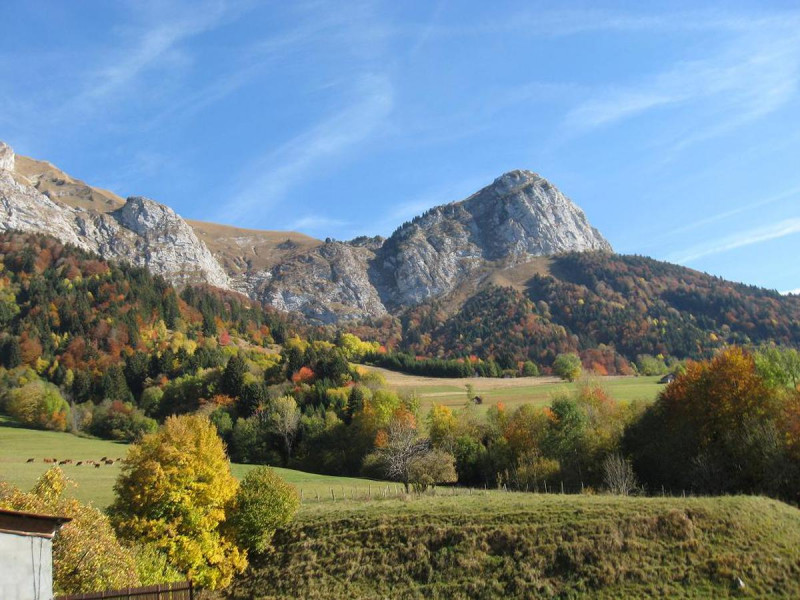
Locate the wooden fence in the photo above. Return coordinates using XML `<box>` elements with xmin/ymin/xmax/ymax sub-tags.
<box><xmin>55</xmin><ymin>581</ymin><xmax>193</xmax><ymax>600</ymax></box>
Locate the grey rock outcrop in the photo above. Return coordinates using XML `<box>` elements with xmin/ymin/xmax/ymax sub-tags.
<box><xmin>257</xmin><ymin>240</ymin><xmax>387</xmax><ymax>323</ymax></box>
<box><xmin>0</xmin><ymin>142</ymin><xmax>230</xmax><ymax>289</ymax></box>
<box><xmin>375</xmin><ymin>170</ymin><xmax>610</xmax><ymax>306</ymax></box>
<box><xmin>256</xmin><ymin>170</ymin><xmax>611</xmax><ymax>319</ymax></box>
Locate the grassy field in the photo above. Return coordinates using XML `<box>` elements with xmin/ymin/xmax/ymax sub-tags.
<box><xmin>367</xmin><ymin>366</ymin><xmax>663</xmax><ymax>411</ymax></box>
<box><xmin>229</xmin><ymin>493</ymin><xmax>800</xmax><ymax>599</ymax></box>
<box><xmin>0</xmin><ymin>417</ymin><xmax>386</xmax><ymax>508</ymax></box>
<box><xmin>4</xmin><ymin>417</ymin><xmax>800</xmax><ymax>598</ymax></box>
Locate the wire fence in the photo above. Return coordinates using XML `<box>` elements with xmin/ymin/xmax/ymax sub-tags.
<box><xmin>295</xmin><ymin>482</ymin><xmax>698</xmax><ymax>503</ymax></box>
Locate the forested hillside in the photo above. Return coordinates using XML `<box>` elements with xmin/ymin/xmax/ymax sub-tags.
<box><xmin>2</xmin><ymin>232</ymin><xmax>799</xmax><ymax>505</ymax></box>
<box><xmin>381</xmin><ymin>252</ymin><xmax>800</xmax><ymax>375</ymax></box>
<box><xmin>0</xmin><ymin>231</ymin><xmax>295</xmax><ymax>439</ymax></box>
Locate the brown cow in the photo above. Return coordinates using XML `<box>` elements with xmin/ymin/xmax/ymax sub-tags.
<box><xmin>94</xmin><ymin>463</ymin><xmax>101</xmax><ymax>468</ymax></box>
<box><xmin>104</xmin><ymin>459</ymin><xmax>114</xmax><ymax>465</ymax></box>
<box><xmin>43</xmin><ymin>458</ymin><xmax>55</xmax><ymax>464</ymax></box>
<box><xmin>26</xmin><ymin>458</ymin><xmax>35</xmax><ymax>463</ymax></box>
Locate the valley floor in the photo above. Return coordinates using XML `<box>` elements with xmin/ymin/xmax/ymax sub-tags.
<box><xmin>366</xmin><ymin>367</ymin><xmax>663</xmax><ymax>411</ymax></box>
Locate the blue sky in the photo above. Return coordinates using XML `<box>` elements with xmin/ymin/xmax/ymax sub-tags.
<box><xmin>2</xmin><ymin>1</ymin><xmax>799</xmax><ymax>293</ymax></box>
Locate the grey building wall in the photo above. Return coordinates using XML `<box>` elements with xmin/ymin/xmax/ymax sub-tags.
<box><xmin>0</xmin><ymin>531</ymin><xmax>55</xmax><ymax>600</ymax></box>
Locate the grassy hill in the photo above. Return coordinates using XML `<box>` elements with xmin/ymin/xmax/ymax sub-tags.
<box><xmin>229</xmin><ymin>493</ymin><xmax>800</xmax><ymax>599</ymax></box>
<box><xmin>0</xmin><ymin>417</ymin><xmax>384</xmax><ymax>508</ymax></box>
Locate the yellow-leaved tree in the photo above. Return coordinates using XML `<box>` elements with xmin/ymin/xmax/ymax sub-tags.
<box><xmin>110</xmin><ymin>415</ymin><xmax>247</xmax><ymax>590</ymax></box>
<box><xmin>0</xmin><ymin>468</ymin><xmax>139</xmax><ymax>594</ymax></box>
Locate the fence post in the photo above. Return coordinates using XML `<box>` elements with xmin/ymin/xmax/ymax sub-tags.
<box><xmin>330</xmin><ymin>487</ymin><xmax>335</xmax><ymax>502</ymax></box>
<box><xmin>189</xmin><ymin>579</ymin><xmax>194</xmax><ymax>600</ymax></box>
<box><xmin>561</xmin><ymin>481</ymin><xmax>564</xmax><ymax>494</ymax></box>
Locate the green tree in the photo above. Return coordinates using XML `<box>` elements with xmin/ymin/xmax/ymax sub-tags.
<box><xmin>222</xmin><ymin>353</ymin><xmax>248</xmax><ymax>398</ymax></box>
<box><xmin>0</xmin><ymin>336</ymin><xmax>22</xmax><ymax>368</ymax></box>
<box><xmin>226</xmin><ymin>467</ymin><xmax>300</xmax><ymax>554</ymax></box>
<box><xmin>408</xmin><ymin>449</ymin><xmax>458</xmax><ymax>492</ymax></box>
<box><xmin>110</xmin><ymin>415</ymin><xmax>247</xmax><ymax>590</ymax></box>
<box><xmin>756</xmin><ymin>346</ymin><xmax>800</xmax><ymax>389</ymax></box>
<box><xmin>522</xmin><ymin>361</ymin><xmax>539</xmax><ymax>377</ymax></box>
<box><xmin>553</xmin><ymin>353</ymin><xmax>582</xmax><ymax>382</ymax></box>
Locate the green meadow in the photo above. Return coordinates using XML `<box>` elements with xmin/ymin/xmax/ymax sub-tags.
<box><xmin>370</xmin><ymin>367</ymin><xmax>664</xmax><ymax>411</ymax></box>
<box><xmin>0</xmin><ymin>416</ymin><xmax>385</xmax><ymax>508</ymax></box>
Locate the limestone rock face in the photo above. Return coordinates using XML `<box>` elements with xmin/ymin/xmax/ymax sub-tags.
<box><xmin>374</xmin><ymin>170</ymin><xmax>611</xmax><ymax>307</ymax></box>
<box><xmin>2</xmin><ymin>141</ymin><xmax>613</xmax><ymax>323</ymax></box>
<box><xmin>109</xmin><ymin>197</ymin><xmax>231</xmax><ymax>288</ymax></box>
<box><xmin>254</xmin><ymin>171</ymin><xmax>611</xmax><ymax>320</ymax></box>
<box><xmin>0</xmin><ymin>142</ymin><xmax>230</xmax><ymax>289</ymax></box>
<box><xmin>257</xmin><ymin>241</ymin><xmax>387</xmax><ymax>323</ymax></box>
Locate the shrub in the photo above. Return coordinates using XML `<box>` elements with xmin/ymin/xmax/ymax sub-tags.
<box><xmin>6</xmin><ymin>380</ymin><xmax>70</xmax><ymax>431</ymax></box>
<box><xmin>408</xmin><ymin>449</ymin><xmax>458</xmax><ymax>492</ymax></box>
<box><xmin>227</xmin><ymin>467</ymin><xmax>300</xmax><ymax>554</ymax></box>
<box><xmin>553</xmin><ymin>353</ymin><xmax>582</xmax><ymax>382</ymax></box>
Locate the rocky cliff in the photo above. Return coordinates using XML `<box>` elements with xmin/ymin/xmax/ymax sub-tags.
<box><xmin>0</xmin><ymin>142</ymin><xmax>230</xmax><ymax>288</ymax></box>
<box><xmin>0</xmin><ymin>142</ymin><xmax>612</xmax><ymax>322</ymax></box>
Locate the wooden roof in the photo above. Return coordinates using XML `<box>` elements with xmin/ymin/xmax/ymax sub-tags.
<box><xmin>0</xmin><ymin>508</ymin><xmax>71</xmax><ymax>539</ymax></box>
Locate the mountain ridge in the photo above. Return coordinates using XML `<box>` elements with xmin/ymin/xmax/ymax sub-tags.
<box><xmin>0</xmin><ymin>141</ymin><xmax>611</xmax><ymax>322</ymax></box>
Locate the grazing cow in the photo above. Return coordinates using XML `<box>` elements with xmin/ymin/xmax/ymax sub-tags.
<box><xmin>58</xmin><ymin>460</ymin><xmax>68</xmax><ymax>465</ymax></box>
<box><xmin>76</xmin><ymin>461</ymin><xmax>83</xmax><ymax>466</ymax></box>
<box><xmin>26</xmin><ymin>458</ymin><xmax>35</xmax><ymax>463</ymax></box>
<box><xmin>101</xmin><ymin>457</ymin><xmax>108</xmax><ymax>461</ymax></box>
<box><xmin>94</xmin><ymin>463</ymin><xmax>101</xmax><ymax>468</ymax></box>
<box><xmin>44</xmin><ymin>458</ymin><xmax>55</xmax><ymax>463</ymax></box>
<box><xmin>104</xmin><ymin>459</ymin><xmax>114</xmax><ymax>465</ymax></box>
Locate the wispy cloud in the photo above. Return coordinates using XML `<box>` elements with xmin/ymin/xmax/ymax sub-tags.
<box><xmin>61</xmin><ymin>1</ymin><xmax>248</xmax><ymax>123</ymax></box>
<box><xmin>558</xmin><ymin>11</ymin><xmax>800</xmax><ymax>158</ymax></box>
<box><xmin>664</xmin><ymin>184</ymin><xmax>800</xmax><ymax>237</ymax></box>
<box><xmin>668</xmin><ymin>218</ymin><xmax>800</xmax><ymax>264</ymax></box>
<box><xmin>218</xmin><ymin>73</ymin><xmax>394</xmax><ymax>224</ymax></box>
<box><xmin>564</xmin><ymin>35</ymin><xmax>800</xmax><ymax>134</ymax></box>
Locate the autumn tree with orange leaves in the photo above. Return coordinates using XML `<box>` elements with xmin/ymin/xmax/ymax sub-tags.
<box><xmin>624</xmin><ymin>347</ymin><xmax>800</xmax><ymax>500</ymax></box>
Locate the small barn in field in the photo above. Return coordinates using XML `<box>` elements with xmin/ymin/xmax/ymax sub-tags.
<box><xmin>0</xmin><ymin>508</ymin><xmax>70</xmax><ymax>600</ymax></box>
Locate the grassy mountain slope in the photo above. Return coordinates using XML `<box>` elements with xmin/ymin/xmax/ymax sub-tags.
<box><xmin>230</xmin><ymin>493</ymin><xmax>800</xmax><ymax>599</ymax></box>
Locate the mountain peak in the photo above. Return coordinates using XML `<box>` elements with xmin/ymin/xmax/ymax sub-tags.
<box><xmin>493</xmin><ymin>168</ymin><xmax>540</xmax><ymax>184</ymax></box>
